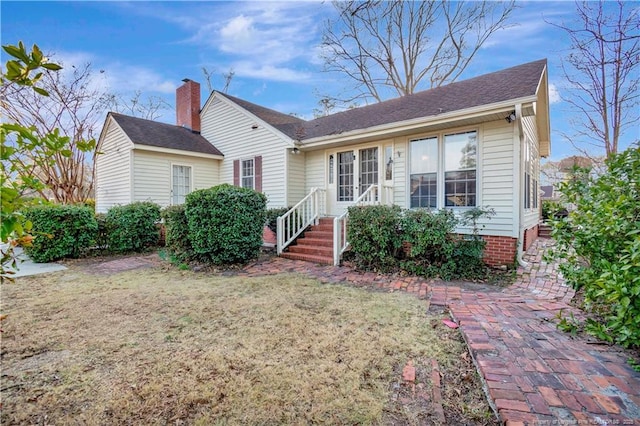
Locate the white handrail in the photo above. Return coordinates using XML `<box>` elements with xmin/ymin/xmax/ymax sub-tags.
<box><xmin>277</xmin><ymin>187</ymin><xmax>326</xmax><ymax>255</ymax></box>
<box><xmin>333</xmin><ymin>184</ymin><xmax>379</xmax><ymax>265</ymax></box>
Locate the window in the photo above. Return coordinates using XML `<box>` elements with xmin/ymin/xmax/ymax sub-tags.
<box><xmin>409</xmin><ymin>131</ymin><xmax>477</xmax><ymax>209</ymax></box>
<box><xmin>337</xmin><ymin>151</ymin><xmax>354</xmax><ymax>201</ymax></box>
<box><xmin>172</xmin><ymin>165</ymin><xmax>191</xmax><ymax>205</ymax></box>
<box><xmin>524</xmin><ymin>137</ymin><xmax>539</xmax><ymax>210</ymax></box>
<box><xmin>233</xmin><ymin>156</ymin><xmax>261</xmax><ymax>192</ymax></box>
<box><xmin>444</xmin><ymin>131</ymin><xmax>477</xmax><ymax>207</ymax></box>
<box><xmin>329</xmin><ymin>154</ymin><xmax>334</xmax><ymax>184</ymax></box>
<box><xmin>241</xmin><ymin>158</ymin><xmax>254</xmax><ymax>189</ymax></box>
<box><xmin>385</xmin><ymin>146</ymin><xmax>393</xmax><ymax>181</ymax></box>
<box><xmin>410</xmin><ymin>137</ymin><xmax>438</xmax><ymax>208</ymax></box>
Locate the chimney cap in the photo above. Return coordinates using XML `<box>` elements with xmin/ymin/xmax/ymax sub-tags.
<box><xmin>182</xmin><ymin>78</ymin><xmax>192</xmax><ymax>83</ymax></box>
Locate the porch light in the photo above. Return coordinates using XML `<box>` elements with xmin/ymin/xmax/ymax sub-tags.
<box><xmin>505</xmin><ymin>111</ymin><xmax>516</xmax><ymax>123</ymax></box>
<box><xmin>290</xmin><ymin>147</ymin><xmax>300</xmax><ymax>155</ymax></box>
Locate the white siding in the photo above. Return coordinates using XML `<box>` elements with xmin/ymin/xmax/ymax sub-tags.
<box><xmin>479</xmin><ymin>120</ymin><xmax>516</xmax><ymax>237</ymax></box>
<box><xmin>95</xmin><ymin>120</ymin><xmax>133</xmax><ymax>213</ymax></box>
<box><xmin>304</xmin><ymin>150</ymin><xmax>325</xmax><ymax>193</ymax></box>
<box><xmin>392</xmin><ymin>138</ymin><xmax>407</xmax><ymax>207</ymax></box>
<box><xmin>200</xmin><ymin>96</ymin><xmax>289</xmax><ymax>208</ymax></box>
<box><xmin>287</xmin><ymin>150</ymin><xmax>306</xmax><ymax>206</ymax></box>
<box><xmin>132</xmin><ymin>150</ymin><xmax>219</xmax><ymax>208</ymax></box>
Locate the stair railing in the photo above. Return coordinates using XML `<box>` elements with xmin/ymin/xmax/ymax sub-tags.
<box><xmin>277</xmin><ymin>187</ymin><xmax>326</xmax><ymax>255</ymax></box>
<box><xmin>333</xmin><ymin>184</ymin><xmax>379</xmax><ymax>265</ymax></box>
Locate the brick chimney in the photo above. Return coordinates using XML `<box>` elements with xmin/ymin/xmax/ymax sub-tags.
<box><xmin>176</xmin><ymin>79</ymin><xmax>201</xmax><ymax>132</ymax></box>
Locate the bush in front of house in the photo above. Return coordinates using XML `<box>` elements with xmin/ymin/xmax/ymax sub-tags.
<box><xmin>347</xmin><ymin>204</ymin><xmax>403</xmax><ymax>272</ymax></box>
<box><xmin>161</xmin><ymin>204</ymin><xmax>193</xmax><ymax>261</ymax></box>
<box><xmin>105</xmin><ymin>201</ymin><xmax>161</xmax><ymax>253</ymax></box>
<box><xmin>348</xmin><ymin>205</ymin><xmax>495</xmax><ymax>279</ymax></box>
<box><xmin>549</xmin><ymin>146</ymin><xmax>640</xmax><ymax>349</ymax></box>
<box><xmin>265</xmin><ymin>207</ymin><xmax>291</xmax><ymax>234</ymax></box>
<box><xmin>185</xmin><ymin>184</ymin><xmax>267</xmax><ymax>265</ymax></box>
<box><xmin>24</xmin><ymin>204</ymin><xmax>98</xmax><ymax>262</ymax></box>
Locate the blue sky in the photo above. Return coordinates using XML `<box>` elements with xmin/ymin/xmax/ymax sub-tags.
<box><xmin>1</xmin><ymin>1</ymin><xmax>636</xmax><ymax>161</ymax></box>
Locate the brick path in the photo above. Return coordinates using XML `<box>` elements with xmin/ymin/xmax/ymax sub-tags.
<box><xmin>241</xmin><ymin>239</ymin><xmax>640</xmax><ymax>425</ymax></box>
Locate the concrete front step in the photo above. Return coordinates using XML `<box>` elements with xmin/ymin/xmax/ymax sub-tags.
<box><xmin>280</xmin><ymin>252</ymin><xmax>334</xmax><ymax>265</ymax></box>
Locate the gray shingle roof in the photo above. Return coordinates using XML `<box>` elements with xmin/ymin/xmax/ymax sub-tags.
<box><xmin>109</xmin><ymin>112</ymin><xmax>223</xmax><ymax>156</ymax></box>
<box><xmin>224</xmin><ymin>59</ymin><xmax>547</xmax><ymax>142</ymax></box>
<box><xmin>221</xmin><ymin>93</ymin><xmax>306</xmax><ymax>139</ymax></box>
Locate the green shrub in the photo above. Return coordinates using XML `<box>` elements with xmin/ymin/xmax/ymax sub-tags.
<box><xmin>348</xmin><ymin>205</ymin><xmax>493</xmax><ymax>279</ymax></box>
<box><xmin>265</xmin><ymin>206</ymin><xmax>291</xmax><ymax>234</ymax></box>
<box><xmin>549</xmin><ymin>146</ymin><xmax>640</xmax><ymax>348</ymax></box>
<box><xmin>94</xmin><ymin>213</ymin><xmax>112</xmax><ymax>250</ymax></box>
<box><xmin>185</xmin><ymin>184</ymin><xmax>266</xmax><ymax>265</ymax></box>
<box><xmin>161</xmin><ymin>205</ymin><xmax>192</xmax><ymax>261</ymax></box>
<box><xmin>24</xmin><ymin>204</ymin><xmax>97</xmax><ymax>262</ymax></box>
<box><xmin>347</xmin><ymin>204</ymin><xmax>403</xmax><ymax>272</ymax></box>
<box><xmin>105</xmin><ymin>201</ymin><xmax>161</xmax><ymax>253</ymax></box>
<box><xmin>541</xmin><ymin>200</ymin><xmax>562</xmax><ymax>221</ymax></box>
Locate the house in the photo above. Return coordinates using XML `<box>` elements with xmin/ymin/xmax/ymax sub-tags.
<box><xmin>95</xmin><ymin>59</ymin><xmax>550</xmax><ymax>267</ymax></box>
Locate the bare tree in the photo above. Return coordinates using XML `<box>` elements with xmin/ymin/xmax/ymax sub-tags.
<box><xmin>202</xmin><ymin>67</ymin><xmax>235</xmax><ymax>94</ymax></box>
<box><xmin>320</xmin><ymin>0</ymin><xmax>516</xmax><ymax>104</ymax></box>
<box><xmin>105</xmin><ymin>90</ymin><xmax>170</xmax><ymax>121</ymax></box>
<box><xmin>551</xmin><ymin>1</ymin><xmax>639</xmax><ymax>158</ymax></box>
<box><xmin>1</xmin><ymin>61</ymin><xmax>108</xmax><ymax>203</ymax></box>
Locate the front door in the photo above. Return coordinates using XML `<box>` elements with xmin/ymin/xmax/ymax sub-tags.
<box><xmin>328</xmin><ymin>147</ymin><xmax>379</xmax><ymax>214</ymax></box>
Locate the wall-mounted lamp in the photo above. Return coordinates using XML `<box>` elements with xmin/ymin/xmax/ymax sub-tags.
<box><xmin>251</xmin><ymin>123</ymin><xmax>259</xmax><ymax>130</ymax></box>
<box><xmin>396</xmin><ymin>150</ymin><xmax>402</xmax><ymax>158</ymax></box>
<box><xmin>290</xmin><ymin>147</ymin><xmax>300</xmax><ymax>155</ymax></box>
<box><xmin>505</xmin><ymin>111</ymin><xmax>516</xmax><ymax>123</ymax></box>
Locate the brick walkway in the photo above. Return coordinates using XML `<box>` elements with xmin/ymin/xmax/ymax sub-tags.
<box><xmin>240</xmin><ymin>239</ymin><xmax>640</xmax><ymax>425</ymax></box>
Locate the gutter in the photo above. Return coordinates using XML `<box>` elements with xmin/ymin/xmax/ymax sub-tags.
<box><xmin>300</xmin><ymin>95</ymin><xmax>538</xmax><ymax>149</ymax></box>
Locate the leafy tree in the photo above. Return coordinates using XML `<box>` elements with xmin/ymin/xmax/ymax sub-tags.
<box><xmin>320</xmin><ymin>0</ymin><xmax>515</xmax><ymax>105</ymax></box>
<box><xmin>1</xmin><ymin>58</ymin><xmax>104</xmax><ymax>203</ymax></box>
<box><xmin>551</xmin><ymin>1</ymin><xmax>639</xmax><ymax>158</ymax></box>
<box><xmin>549</xmin><ymin>145</ymin><xmax>640</xmax><ymax>348</ymax></box>
<box><xmin>1</xmin><ymin>42</ymin><xmax>92</xmax><ymax>281</ymax></box>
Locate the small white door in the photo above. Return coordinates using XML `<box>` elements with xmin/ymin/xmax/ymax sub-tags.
<box><xmin>327</xmin><ymin>147</ymin><xmax>379</xmax><ymax>215</ymax></box>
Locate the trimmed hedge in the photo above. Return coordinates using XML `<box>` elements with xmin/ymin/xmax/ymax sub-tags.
<box><xmin>161</xmin><ymin>204</ymin><xmax>192</xmax><ymax>261</ymax></box>
<box><xmin>105</xmin><ymin>201</ymin><xmax>161</xmax><ymax>253</ymax></box>
<box><xmin>24</xmin><ymin>204</ymin><xmax>97</xmax><ymax>262</ymax></box>
<box><xmin>185</xmin><ymin>184</ymin><xmax>266</xmax><ymax>265</ymax></box>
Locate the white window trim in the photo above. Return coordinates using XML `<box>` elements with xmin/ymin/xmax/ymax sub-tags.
<box><xmin>170</xmin><ymin>163</ymin><xmax>193</xmax><ymax>205</ymax></box>
<box><xmin>407</xmin><ymin>127</ymin><xmax>480</xmax><ymax>210</ymax></box>
<box><xmin>240</xmin><ymin>157</ymin><xmax>255</xmax><ymax>190</ymax></box>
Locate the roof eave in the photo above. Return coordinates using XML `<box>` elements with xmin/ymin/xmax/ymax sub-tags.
<box><xmin>132</xmin><ymin>144</ymin><xmax>224</xmax><ymax>160</ymax></box>
<box><xmin>300</xmin><ymin>95</ymin><xmax>538</xmax><ymax>148</ymax></box>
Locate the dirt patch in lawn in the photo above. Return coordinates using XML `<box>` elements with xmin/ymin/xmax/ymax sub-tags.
<box><xmin>1</xmin><ymin>260</ymin><xmax>497</xmax><ymax>425</ymax></box>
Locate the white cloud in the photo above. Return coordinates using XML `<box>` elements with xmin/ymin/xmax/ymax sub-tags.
<box><xmin>548</xmin><ymin>83</ymin><xmax>561</xmax><ymax>104</ymax></box>
<box><xmin>125</xmin><ymin>1</ymin><xmax>329</xmax><ymax>83</ymax></box>
<box><xmin>52</xmin><ymin>50</ymin><xmax>176</xmax><ymax>96</ymax></box>
<box><xmin>233</xmin><ymin>62</ymin><xmax>312</xmax><ymax>82</ymax></box>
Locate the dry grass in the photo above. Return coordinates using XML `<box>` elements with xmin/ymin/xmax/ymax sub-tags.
<box><xmin>1</xmin><ymin>262</ymin><xmax>496</xmax><ymax>425</ymax></box>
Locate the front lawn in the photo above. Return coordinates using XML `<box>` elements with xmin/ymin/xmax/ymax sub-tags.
<box><xmin>1</xmin><ymin>263</ymin><xmax>496</xmax><ymax>425</ymax></box>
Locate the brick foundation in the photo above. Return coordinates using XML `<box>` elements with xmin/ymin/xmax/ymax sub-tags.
<box><xmin>522</xmin><ymin>224</ymin><xmax>539</xmax><ymax>251</ymax></box>
<box><xmin>482</xmin><ymin>235</ymin><xmax>518</xmax><ymax>267</ymax></box>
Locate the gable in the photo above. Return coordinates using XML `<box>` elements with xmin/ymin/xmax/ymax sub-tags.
<box><xmin>201</xmin><ymin>92</ymin><xmax>297</xmax><ymax>146</ymax></box>
<box><xmin>107</xmin><ymin>112</ymin><xmax>224</xmax><ymax>158</ymax></box>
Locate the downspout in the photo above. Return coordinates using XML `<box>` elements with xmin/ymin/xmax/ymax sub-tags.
<box><xmin>514</xmin><ymin>104</ymin><xmax>528</xmax><ymax>268</ymax></box>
